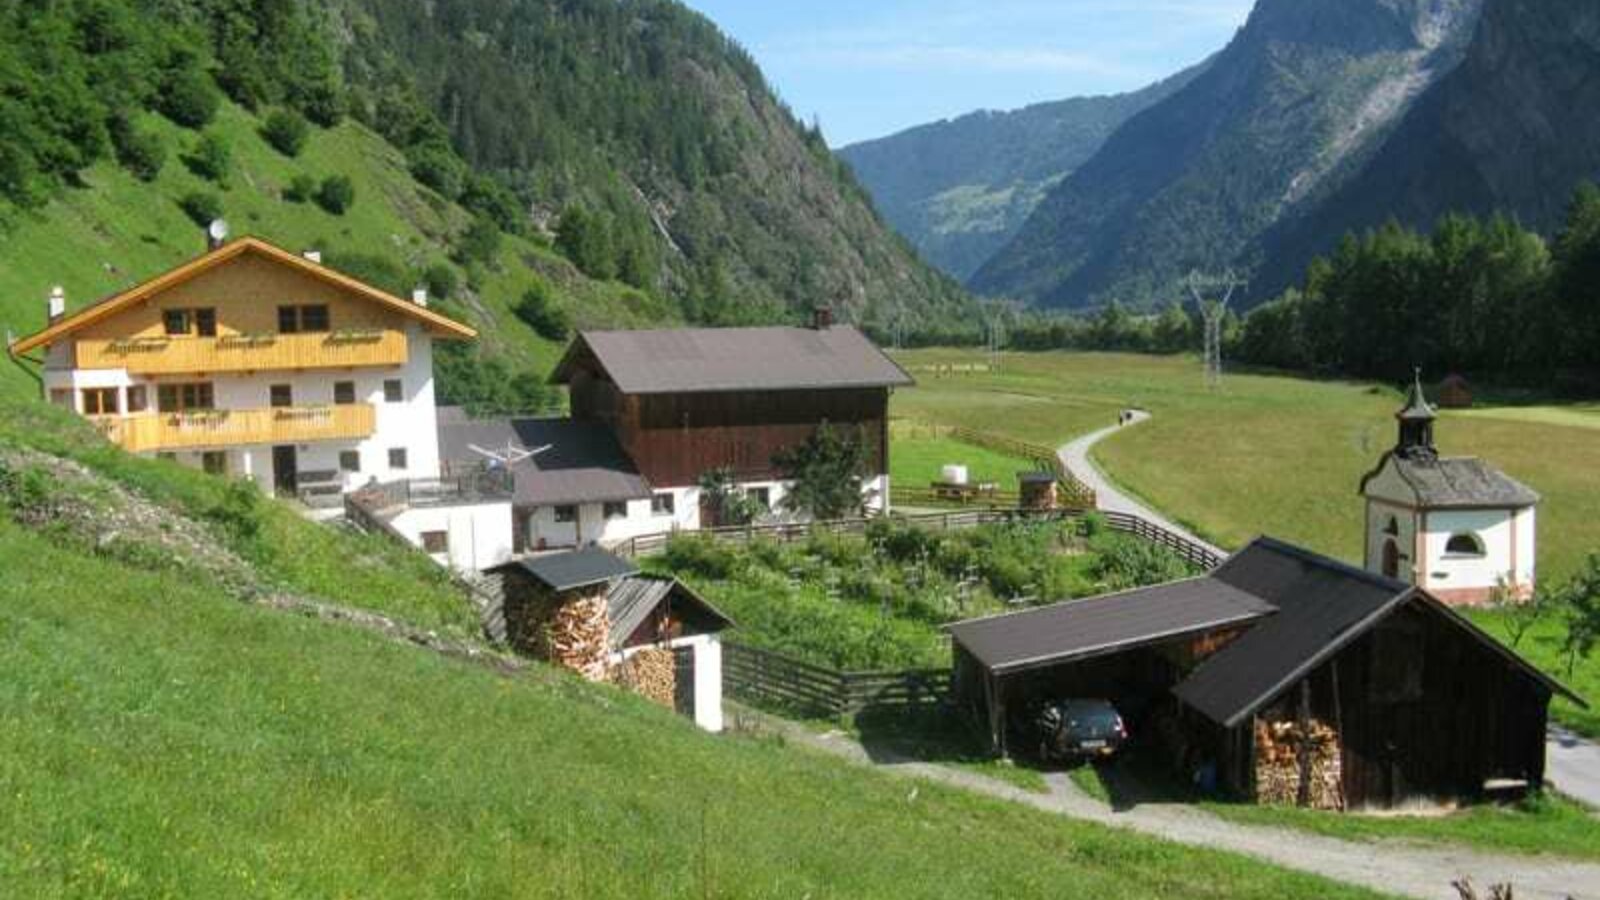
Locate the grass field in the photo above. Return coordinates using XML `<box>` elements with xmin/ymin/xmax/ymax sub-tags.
<box><xmin>1468</xmin><ymin>610</ymin><xmax>1600</xmax><ymax>737</ymax></box>
<box><xmin>889</xmin><ymin>350</ymin><xmax>1600</xmax><ymax>584</ymax></box>
<box><xmin>889</xmin><ymin>426</ymin><xmax>1038</xmax><ymax>493</ymax></box>
<box><xmin>0</xmin><ymin>523</ymin><xmax>1391</xmax><ymax>898</ymax></box>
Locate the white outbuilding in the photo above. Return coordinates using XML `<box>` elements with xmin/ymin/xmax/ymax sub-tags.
<box><xmin>1359</xmin><ymin>373</ymin><xmax>1539</xmax><ymax>606</ymax></box>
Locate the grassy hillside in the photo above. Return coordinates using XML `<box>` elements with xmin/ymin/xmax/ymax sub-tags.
<box><xmin>0</xmin><ymin>100</ymin><xmax>666</xmax><ymax>404</ymax></box>
<box><xmin>0</xmin><ymin>406</ymin><xmax>1382</xmax><ymax>898</ymax></box>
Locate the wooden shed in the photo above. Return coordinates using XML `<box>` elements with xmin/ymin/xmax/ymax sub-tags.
<box><xmin>949</xmin><ymin>538</ymin><xmax>1583</xmax><ymax>809</ymax></box>
<box><xmin>1436</xmin><ymin>374</ymin><xmax>1474</xmax><ymax>409</ymax></box>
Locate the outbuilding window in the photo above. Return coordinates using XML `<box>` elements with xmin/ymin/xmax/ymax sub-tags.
<box><xmin>421</xmin><ymin>531</ymin><xmax>449</xmax><ymax>554</ymax></box>
<box><xmin>603</xmin><ymin>501</ymin><xmax>628</xmax><ymax>520</ymax></box>
<box><xmin>554</xmin><ymin>505</ymin><xmax>578</xmax><ymax>524</ymax></box>
<box><xmin>1444</xmin><ymin>533</ymin><xmax>1485</xmax><ymax>558</ymax></box>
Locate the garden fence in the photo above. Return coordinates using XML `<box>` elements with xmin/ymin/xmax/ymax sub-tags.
<box><xmin>722</xmin><ymin>642</ymin><xmax>951</xmax><ymax>719</ymax></box>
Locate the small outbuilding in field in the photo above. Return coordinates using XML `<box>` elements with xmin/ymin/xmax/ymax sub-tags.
<box><xmin>948</xmin><ymin>537</ymin><xmax>1583</xmax><ymax>810</ymax></box>
<box><xmin>1436</xmin><ymin>373</ymin><xmax>1474</xmax><ymax>409</ymax></box>
<box><xmin>486</xmin><ymin>548</ymin><xmax>733</xmax><ymax>732</ymax></box>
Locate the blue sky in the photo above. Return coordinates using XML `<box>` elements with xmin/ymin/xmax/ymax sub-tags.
<box><xmin>681</xmin><ymin>0</ymin><xmax>1254</xmax><ymax>147</ymax></box>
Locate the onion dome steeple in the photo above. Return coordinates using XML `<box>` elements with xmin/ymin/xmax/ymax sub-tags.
<box><xmin>1395</xmin><ymin>368</ymin><xmax>1437</xmax><ymax>461</ymax></box>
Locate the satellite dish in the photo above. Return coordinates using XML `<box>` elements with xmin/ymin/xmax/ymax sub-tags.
<box><xmin>207</xmin><ymin>219</ymin><xmax>230</xmax><ymax>244</ymax></box>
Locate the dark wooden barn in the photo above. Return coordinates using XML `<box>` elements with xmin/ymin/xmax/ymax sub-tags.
<box><xmin>949</xmin><ymin>538</ymin><xmax>1583</xmax><ymax>809</ymax></box>
<box><xmin>549</xmin><ymin>316</ymin><xmax>913</xmax><ymax>488</ymax></box>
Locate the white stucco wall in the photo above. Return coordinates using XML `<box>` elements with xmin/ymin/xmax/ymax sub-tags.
<box><xmin>390</xmin><ymin>500</ymin><xmax>515</xmax><ymax>572</ymax></box>
<box><xmin>1365</xmin><ymin>499</ymin><xmax>1419</xmax><ymax>582</ymax></box>
<box><xmin>1420</xmin><ymin>508</ymin><xmax>1528</xmax><ymax>595</ymax></box>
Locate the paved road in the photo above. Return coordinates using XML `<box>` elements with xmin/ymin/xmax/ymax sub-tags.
<box><xmin>1059</xmin><ymin>409</ymin><xmax>1600</xmax><ymax>812</ymax></box>
<box><xmin>736</xmin><ymin>708</ymin><xmax>1600</xmax><ymax>900</ymax></box>
<box><xmin>1055</xmin><ymin>410</ymin><xmax>1226</xmax><ymax>559</ymax></box>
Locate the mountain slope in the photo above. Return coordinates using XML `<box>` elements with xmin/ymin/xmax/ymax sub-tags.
<box><xmin>332</xmin><ymin>0</ymin><xmax>975</xmax><ymax>329</ymax></box>
<box><xmin>972</xmin><ymin>0</ymin><xmax>1484</xmax><ymax>310</ymax></box>
<box><xmin>838</xmin><ymin>65</ymin><xmax>1207</xmax><ymax>281</ymax></box>
<box><xmin>1255</xmin><ymin>0</ymin><xmax>1600</xmax><ymax>296</ymax></box>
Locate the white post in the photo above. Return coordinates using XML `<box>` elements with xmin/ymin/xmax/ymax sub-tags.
<box><xmin>695</xmin><ymin>636</ymin><xmax>724</xmax><ymax>733</ymax></box>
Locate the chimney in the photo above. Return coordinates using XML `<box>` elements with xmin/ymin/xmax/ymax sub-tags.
<box><xmin>47</xmin><ymin>287</ymin><xmax>66</xmax><ymax>323</ymax></box>
<box><xmin>411</xmin><ymin>287</ymin><xmax>429</xmax><ymax>308</ymax></box>
<box><xmin>811</xmin><ymin>305</ymin><xmax>834</xmax><ymax>330</ymax></box>
<box><xmin>303</xmin><ymin>250</ymin><xmax>322</xmax><ymax>264</ymax></box>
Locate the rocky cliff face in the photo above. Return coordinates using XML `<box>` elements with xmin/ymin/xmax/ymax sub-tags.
<box><xmin>969</xmin><ymin>0</ymin><xmax>1484</xmax><ymax>309</ymax></box>
<box><xmin>1255</xmin><ymin>0</ymin><xmax>1600</xmax><ymax>296</ymax></box>
<box><xmin>837</xmin><ymin>65</ymin><xmax>1206</xmax><ymax>281</ymax></box>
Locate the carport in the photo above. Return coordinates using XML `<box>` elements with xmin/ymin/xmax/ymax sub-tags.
<box><xmin>947</xmin><ymin>577</ymin><xmax>1274</xmax><ymax>757</ymax></box>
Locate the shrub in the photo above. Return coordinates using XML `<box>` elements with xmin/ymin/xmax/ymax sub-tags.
<box><xmin>283</xmin><ymin>173</ymin><xmax>317</xmax><ymax>203</ymax></box>
<box><xmin>158</xmin><ymin>67</ymin><xmax>220</xmax><ymax>128</ymax></box>
<box><xmin>455</xmin><ymin>216</ymin><xmax>502</xmax><ymax>265</ymax></box>
<box><xmin>177</xmin><ymin>191</ymin><xmax>223</xmax><ymax>227</ymax></box>
<box><xmin>512</xmin><ymin>281</ymin><xmax>572</xmax><ymax>342</ymax></box>
<box><xmin>1092</xmin><ymin>535</ymin><xmax>1192</xmax><ymax>590</ymax></box>
<box><xmin>184</xmin><ymin>132</ymin><xmax>231</xmax><ymax>184</ymax></box>
<box><xmin>111</xmin><ymin>121</ymin><xmax>166</xmax><ymax>181</ymax></box>
<box><xmin>421</xmin><ymin>263</ymin><xmax>459</xmax><ymax>302</ymax></box>
<box><xmin>315</xmin><ymin>175</ymin><xmax>354</xmax><ymax>214</ymax></box>
<box><xmin>408</xmin><ymin>142</ymin><xmax>465</xmax><ymax>199</ymax></box>
<box><xmin>204</xmin><ymin>479</ymin><xmax>262</xmax><ymax>544</ymax></box>
<box><xmin>261</xmin><ymin>108</ymin><xmax>310</xmax><ymax>157</ymax></box>
<box><xmin>662</xmin><ymin>534</ymin><xmax>738</xmax><ymax>581</ymax></box>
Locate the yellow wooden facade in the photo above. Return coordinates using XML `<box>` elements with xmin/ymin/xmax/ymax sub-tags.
<box><xmin>90</xmin><ymin>404</ymin><xmax>377</xmax><ymax>453</ymax></box>
<box><xmin>74</xmin><ymin>330</ymin><xmax>409</xmax><ymax>374</ymax></box>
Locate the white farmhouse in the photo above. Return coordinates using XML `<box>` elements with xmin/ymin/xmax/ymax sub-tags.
<box><xmin>1360</xmin><ymin>374</ymin><xmax>1539</xmax><ymax>605</ymax></box>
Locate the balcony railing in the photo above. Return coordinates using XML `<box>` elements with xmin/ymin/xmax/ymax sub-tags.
<box><xmin>73</xmin><ymin>329</ymin><xmax>408</xmax><ymax>375</ymax></box>
<box><xmin>90</xmin><ymin>404</ymin><xmax>377</xmax><ymax>452</ymax></box>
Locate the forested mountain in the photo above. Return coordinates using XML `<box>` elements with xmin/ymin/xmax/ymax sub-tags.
<box><xmin>836</xmin><ymin>64</ymin><xmax>1207</xmax><ymax>282</ymax></box>
<box><xmin>328</xmin><ymin>0</ymin><xmax>973</xmax><ymax>330</ymax></box>
<box><xmin>970</xmin><ymin>0</ymin><xmax>1488</xmax><ymax>310</ymax></box>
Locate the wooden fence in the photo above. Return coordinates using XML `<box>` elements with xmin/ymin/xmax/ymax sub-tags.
<box><xmin>1100</xmin><ymin>510</ymin><xmax>1226</xmax><ymax>570</ymax></box>
<box><xmin>722</xmin><ymin>642</ymin><xmax>951</xmax><ymax>718</ymax></box>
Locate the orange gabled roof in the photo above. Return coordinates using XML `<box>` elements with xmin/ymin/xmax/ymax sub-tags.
<box><xmin>8</xmin><ymin>236</ymin><xmax>477</xmax><ymax>356</ymax></box>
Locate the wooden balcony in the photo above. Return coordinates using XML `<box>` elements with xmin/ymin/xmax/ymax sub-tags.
<box><xmin>73</xmin><ymin>329</ymin><xmax>408</xmax><ymax>375</ymax></box>
<box><xmin>90</xmin><ymin>404</ymin><xmax>376</xmax><ymax>452</ymax></box>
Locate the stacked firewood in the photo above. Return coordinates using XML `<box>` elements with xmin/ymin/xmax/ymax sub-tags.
<box><xmin>542</xmin><ymin>593</ymin><xmax>613</xmax><ymax>682</ymax></box>
<box><xmin>614</xmin><ymin>647</ymin><xmax>677</xmax><ymax>708</ymax></box>
<box><xmin>1254</xmin><ymin>717</ymin><xmax>1344</xmax><ymax>810</ymax></box>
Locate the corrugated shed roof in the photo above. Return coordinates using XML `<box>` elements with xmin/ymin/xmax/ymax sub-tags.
<box><xmin>946</xmin><ymin>577</ymin><xmax>1277</xmax><ymax>675</ymax></box>
<box><xmin>493</xmin><ymin>548</ymin><xmax>639</xmax><ymax>593</ymax></box>
<box><xmin>1392</xmin><ymin>456</ymin><xmax>1540</xmax><ymax>508</ymax></box>
<box><xmin>1172</xmin><ymin>539</ymin><xmax>1412</xmax><ymax>727</ymax></box>
<box><xmin>438</xmin><ymin>410</ymin><xmax>652</xmax><ymax>506</ymax></box>
<box><xmin>606</xmin><ymin>576</ymin><xmax>735</xmax><ymax>648</ymax></box>
<box><xmin>550</xmin><ymin>325</ymin><xmax>914</xmax><ymax>394</ymax></box>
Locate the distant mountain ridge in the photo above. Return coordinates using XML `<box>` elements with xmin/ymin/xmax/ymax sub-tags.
<box><xmin>837</xmin><ymin>64</ymin><xmax>1207</xmax><ymax>281</ymax></box>
<box><xmin>971</xmin><ymin>0</ymin><xmax>1488</xmax><ymax>309</ymax></box>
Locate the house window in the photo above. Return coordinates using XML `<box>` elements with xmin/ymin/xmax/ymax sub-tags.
<box><xmin>334</xmin><ymin>381</ymin><xmax>356</xmax><ymax>405</ymax></box>
<box><xmin>194</xmin><ymin>308</ymin><xmax>217</xmax><ymax>337</ymax></box>
<box><xmin>278</xmin><ymin>305</ymin><xmax>301</xmax><ymax>334</ymax></box>
<box><xmin>201</xmin><ymin>451</ymin><xmax>228</xmax><ymax>476</ymax></box>
<box><xmin>387</xmin><ymin>447</ymin><xmax>408</xmax><ymax>470</ymax></box>
<box><xmin>1444</xmin><ymin>533</ymin><xmax>1485</xmax><ymax>558</ymax></box>
<box><xmin>80</xmin><ymin>387</ymin><xmax>119</xmax><ymax>415</ymax></box>
<box><xmin>158</xmin><ymin>382</ymin><xmax>214</xmax><ymax>413</ymax></box>
<box><xmin>383</xmin><ymin>379</ymin><xmax>403</xmax><ymax>403</ymax></box>
<box><xmin>126</xmin><ymin>385</ymin><xmax>148</xmax><ymax>413</ymax></box>
<box><xmin>554</xmin><ymin>505</ymin><xmax>578</xmax><ymax>524</ymax></box>
<box><xmin>49</xmin><ymin>388</ymin><xmax>72</xmax><ymax>408</ymax></box>
<box><xmin>163</xmin><ymin>309</ymin><xmax>192</xmax><ymax>336</ymax></box>
<box><xmin>421</xmin><ymin>531</ymin><xmax>449</xmax><ymax>554</ymax></box>
<box><xmin>269</xmin><ymin>384</ymin><xmax>293</xmax><ymax>408</ymax></box>
<box><xmin>338</xmin><ymin>450</ymin><xmax>360</xmax><ymax>473</ymax></box>
<box><xmin>603</xmin><ymin>500</ymin><xmax>628</xmax><ymax>520</ymax></box>
<box><xmin>299</xmin><ymin>304</ymin><xmax>330</xmax><ymax>332</ymax></box>
<box><xmin>749</xmin><ymin>487</ymin><xmax>771</xmax><ymax>510</ymax></box>
<box><xmin>652</xmin><ymin>492</ymin><xmax>675</xmax><ymax>516</ymax></box>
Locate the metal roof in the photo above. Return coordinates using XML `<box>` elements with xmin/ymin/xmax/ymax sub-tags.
<box><xmin>550</xmin><ymin>325</ymin><xmax>915</xmax><ymax>395</ymax></box>
<box><xmin>606</xmin><ymin>575</ymin><xmax>734</xmax><ymax>647</ymax></box>
<box><xmin>946</xmin><ymin>577</ymin><xmax>1276</xmax><ymax>676</ymax></box>
<box><xmin>1389</xmin><ymin>456</ymin><xmax>1541</xmax><ymax>508</ymax></box>
<box><xmin>492</xmin><ymin>547</ymin><xmax>639</xmax><ymax>593</ymax></box>
<box><xmin>437</xmin><ymin>409</ymin><xmax>652</xmax><ymax>506</ymax></box>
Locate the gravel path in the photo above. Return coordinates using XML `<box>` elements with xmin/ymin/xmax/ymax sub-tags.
<box><xmin>1058</xmin><ymin>409</ymin><xmax>1600</xmax><ymax>812</ymax></box>
<box><xmin>736</xmin><ymin>708</ymin><xmax>1600</xmax><ymax>900</ymax></box>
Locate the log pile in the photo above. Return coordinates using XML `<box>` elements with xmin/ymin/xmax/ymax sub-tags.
<box><xmin>1254</xmin><ymin>717</ymin><xmax>1344</xmax><ymax>810</ymax></box>
<box><xmin>614</xmin><ymin>647</ymin><xmax>677</xmax><ymax>709</ymax></box>
<box><xmin>541</xmin><ymin>593</ymin><xmax>613</xmax><ymax>682</ymax></box>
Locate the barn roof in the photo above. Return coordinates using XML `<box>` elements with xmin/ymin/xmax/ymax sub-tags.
<box><xmin>549</xmin><ymin>326</ymin><xmax>914</xmax><ymax>395</ymax></box>
<box><xmin>606</xmin><ymin>575</ymin><xmax>733</xmax><ymax>647</ymax></box>
<box><xmin>8</xmin><ymin>236</ymin><xmax>476</xmax><ymax>356</ymax></box>
<box><xmin>1172</xmin><ymin>538</ymin><xmax>1580</xmax><ymax>726</ymax></box>
<box><xmin>946</xmin><ymin>577</ymin><xmax>1276</xmax><ymax>676</ymax></box>
<box><xmin>490</xmin><ymin>547</ymin><xmax>639</xmax><ymax>593</ymax></box>
<box><xmin>437</xmin><ymin>408</ymin><xmax>652</xmax><ymax>506</ymax></box>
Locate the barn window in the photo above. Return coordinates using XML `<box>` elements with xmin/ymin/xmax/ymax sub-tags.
<box><xmin>1444</xmin><ymin>533</ymin><xmax>1485</xmax><ymax>558</ymax></box>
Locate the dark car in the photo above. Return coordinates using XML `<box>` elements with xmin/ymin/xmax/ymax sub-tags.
<box><xmin>1031</xmin><ymin>699</ymin><xmax>1128</xmax><ymax>762</ymax></box>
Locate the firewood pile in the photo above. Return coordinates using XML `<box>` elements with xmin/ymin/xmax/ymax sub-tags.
<box><xmin>1254</xmin><ymin>717</ymin><xmax>1344</xmax><ymax>810</ymax></box>
<box><xmin>541</xmin><ymin>593</ymin><xmax>613</xmax><ymax>682</ymax></box>
<box><xmin>614</xmin><ymin>647</ymin><xmax>677</xmax><ymax>708</ymax></box>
